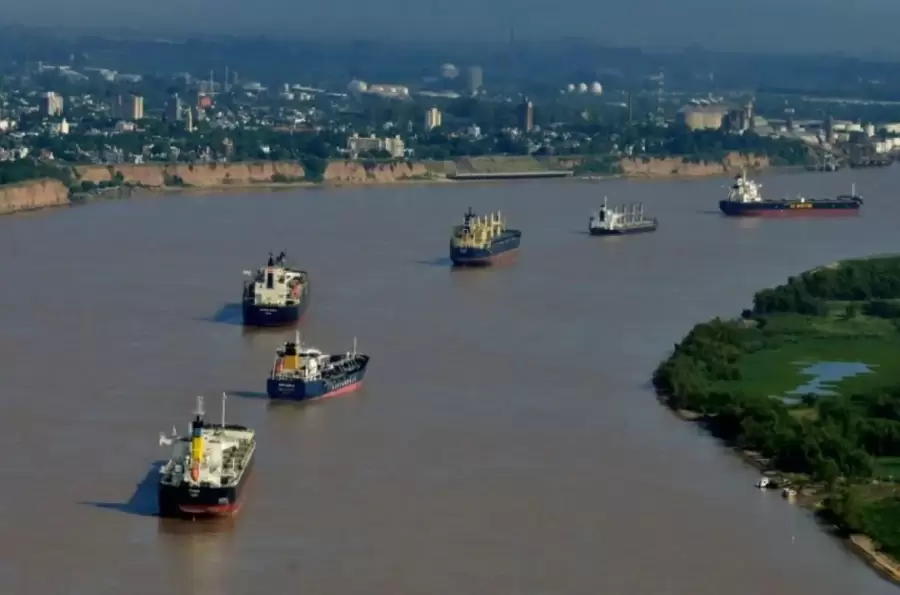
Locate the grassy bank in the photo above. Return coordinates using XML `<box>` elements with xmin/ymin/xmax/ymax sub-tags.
<box><xmin>652</xmin><ymin>255</ymin><xmax>900</xmax><ymax>579</ymax></box>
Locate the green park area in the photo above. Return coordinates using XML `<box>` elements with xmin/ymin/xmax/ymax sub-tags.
<box><xmin>652</xmin><ymin>255</ymin><xmax>900</xmax><ymax>557</ymax></box>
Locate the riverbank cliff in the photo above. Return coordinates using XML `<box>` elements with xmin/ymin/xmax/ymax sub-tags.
<box><xmin>0</xmin><ymin>178</ymin><xmax>70</xmax><ymax>214</ymax></box>
<box><xmin>0</xmin><ymin>152</ymin><xmax>779</xmax><ymax>216</ymax></box>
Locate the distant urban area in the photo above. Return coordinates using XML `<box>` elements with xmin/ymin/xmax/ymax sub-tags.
<box><xmin>2</xmin><ymin>28</ymin><xmax>900</xmax><ymax>189</ymax></box>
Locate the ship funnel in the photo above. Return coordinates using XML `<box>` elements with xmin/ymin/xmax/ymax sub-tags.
<box><xmin>189</xmin><ymin>396</ymin><xmax>205</xmax><ymax>482</ymax></box>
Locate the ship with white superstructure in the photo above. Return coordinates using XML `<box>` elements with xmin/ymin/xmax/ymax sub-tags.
<box><xmin>158</xmin><ymin>394</ymin><xmax>255</xmax><ymax>518</ymax></box>
<box><xmin>242</xmin><ymin>251</ymin><xmax>310</xmax><ymax>326</ymax></box>
<box><xmin>589</xmin><ymin>198</ymin><xmax>658</xmax><ymax>236</ymax></box>
<box><xmin>718</xmin><ymin>170</ymin><xmax>863</xmax><ymax>216</ymax></box>
<box><xmin>266</xmin><ymin>331</ymin><xmax>370</xmax><ymax>401</ymax></box>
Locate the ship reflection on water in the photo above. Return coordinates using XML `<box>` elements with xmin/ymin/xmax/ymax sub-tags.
<box><xmin>158</xmin><ymin>517</ymin><xmax>236</xmax><ymax>594</ymax></box>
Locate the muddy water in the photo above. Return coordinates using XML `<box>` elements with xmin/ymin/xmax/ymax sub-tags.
<box><xmin>1</xmin><ymin>167</ymin><xmax>899</xmax><ymax>594</ymax></box>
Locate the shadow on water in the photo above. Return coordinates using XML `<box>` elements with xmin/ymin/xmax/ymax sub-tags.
<box><xmin>82</xmin><ymin>460</ymin><xmax>163</xmax><ymax>517</ymax></box>
<box><xmin>228</xmin><ymin>390</ymin><xmax>269</xmax><ymax>400</ymax></box>
<box><xmin>157</xmin><ymin>516</ymin><xmax>238</xmax><ymax>535</ymax></box>
<box><xmin>240</xmin><ymin>325</ymin><xmax>299</xmax><ymax>340</ymax></box>
<box><xmin>414</xmin><ymin>257</ymin><xmax>453</xmax><ymax>268</ymax></box>
<box><xmin>196</xmin><ymin>303</ymin><xmax>243</xmax><ymax>326</ymax></box>
<box><xmin>266</xmin><ymin>390</ymin><xmax>368</xmax><ymax>413</ymax></box>
<box><xmin>570</xmin><ymin>229</ymin><xmax>592</xmax><ymax>236</ymax></box>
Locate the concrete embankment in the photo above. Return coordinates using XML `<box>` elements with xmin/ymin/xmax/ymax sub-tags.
<box><xmin>0</xmin><ymin>179</ymin><xmax>70</xmax><ymax>214</ymax></box>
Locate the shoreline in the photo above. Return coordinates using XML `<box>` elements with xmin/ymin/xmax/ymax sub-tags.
<box><xmin>0</xmin><ymin>158</ymin><xmax>794</xmax><ymax>218</ymax></box>
<box><xmin>663</xmin><ymin>400</ymin><xmax>900</xmax><ymax>587</ymax></box>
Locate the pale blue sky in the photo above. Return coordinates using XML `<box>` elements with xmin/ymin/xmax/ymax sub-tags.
<box><xmin>2</xmin><ymin>0</ymin><xmax>898</xmax><ymax>55</ymax></box>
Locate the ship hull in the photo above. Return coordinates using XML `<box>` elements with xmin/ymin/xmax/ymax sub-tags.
<box><xmin>719</xmin><ymin>199</ymin><xmax>862</xmax><ymax>217</ymax></box>
<box><xmin>450</xmin><ymin>231</ymin><xmax>522</xmax><ymax>267</ymax></box>
<box><xmin>266</xmin><ymin>356</ymin><xmax>370</xmax><ymax>401</ymax></box>
<box><xmin>158</xmin><ymin>456</ymin><xmax>254</xmax><ymax>519</ymax></box>
<box><xmin>242</xmin><ymin>284</ymin><xmax>310</xmax><ymax>327</ymax></box>
<box><xmin>589</xmin><ymin>223</ymin><xmax>658</xmax><ymax>236</ymax></box>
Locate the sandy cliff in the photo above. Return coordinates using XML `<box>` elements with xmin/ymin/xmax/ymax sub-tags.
<box><xmin>74</xmin><ymin>160</ymin><xmax>441</xmax><ymax>188</ymax></box>
<box><xmin>75</xmin><ymin>162</ymin><xmax>307</xmax><ymax>187</ymax></box>
<box><xmin>71</xmin><ymin>154</ymin><xmax>772</xmax><ymax>189</ymax></box>
<box><xmin>618</xmin><ymin>152</ymin><xmax>770</xmax><ymax>178</ymax></box>
<box><xmin>0</xmin><ymin>154</ymin><xmax>783</xmax><ymax>217</ymax></box>
<box><xmin>0</xmin><ymin>179</ymin><xmax>70</xmax><ymax>214</ymax></box>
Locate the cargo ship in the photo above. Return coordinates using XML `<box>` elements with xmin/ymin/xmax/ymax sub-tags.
<box><xmin>719</xmin><ymin>171</ymin><xmax>863</xmax><ymax>216</ymax></box>
<box><xmin>266</xmin><ymin>331</ymin><xmax>370</xmax><ymax>401</ymax></box>
<box><xmin>449</xmin><ymin>207</ymin><xmax>521</xmax><ymax>266</ymax></box>
<box><xmin>158</xmin><ymin>394</ymin><xmax>255</xmax><ymax>518</ymax></box>
<box><xmin>242</xmin><ymin>252</ymin><xmax>310</xmax><ymax>327</ymax></box>
<box><xmin>589</xmin><ymin>198</ymin><xmax>658</xmax><ymax>236</ymax></box>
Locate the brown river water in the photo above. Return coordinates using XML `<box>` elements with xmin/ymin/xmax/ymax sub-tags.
<box><xmin>1</xmin><ymin>167</ymin><xmax>900</xmax><ymax>594</ymax></box>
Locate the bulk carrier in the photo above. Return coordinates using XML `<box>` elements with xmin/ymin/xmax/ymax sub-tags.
<box><xmin>589</xmin><ymin>198</ymin><xmax>658</xmax><ymax>236</ymax></box>
<box><xmin>449</xmin><ymin>208</ymin><xmax>521</xmax><ymax>267</ymax></box>
<box><xmin>719</xmin><ymin>171</ymin><xmax>863</xmax><ymax>216</ymax></box>
<box><xmin>158</xmin><ymin>394</ymin><xmax>255</xmax><ymax>518</ymax></box>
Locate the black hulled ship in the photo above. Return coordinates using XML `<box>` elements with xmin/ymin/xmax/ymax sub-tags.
<box><xmin>242</xmin><ymin>252</ymin><xmax>310</xmax><ymax>327</ymax></box>
<box><xmin>158</xmin><ymin>394</ymin><xmax>255</xmax><ymax>518</ymax></box>
<box><xmin>719</xmin><ymin>171</ymin><xmax>863</xmax><ymax>216</ymax></box>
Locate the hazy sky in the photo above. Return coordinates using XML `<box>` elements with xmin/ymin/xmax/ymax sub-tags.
<box><xmin>4</xmin><ymin>0</ymin><xmax>900</xmax><ymax>55</ymax></box>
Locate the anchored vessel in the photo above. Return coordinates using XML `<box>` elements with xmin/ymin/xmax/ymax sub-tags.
<box><xmin>266</xmin><ymin>331</ymin><xmax>370</xmax><ymax>401</ymax></box>
<box><xmin>242</xmin><ymin>252</ymin><xmax>310</xmax><ymax>327</ymax></box>
<box><xmin>719</xmin><ymin>171</ymin><xmax>863</xmax><ymax>216</ymax></box>
<box><xmin>158</xmin><ymin>394</ymin><xmax>255</xmax><ymax>518</ymax></box>
<box><xmin>449</xmin><ymin>207</ymin><xmax>521</xmax><ymax>267</ymax></box>
<box><xmin>589</xmin><ymin>198</ymin><xmax>658</xmax><ymax>236</ymax></box>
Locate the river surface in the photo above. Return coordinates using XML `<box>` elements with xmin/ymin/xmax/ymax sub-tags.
<box><xmin>1</xmin><ymin>167</ymin><xmax>900</xmax><ymax>594</ymax></box>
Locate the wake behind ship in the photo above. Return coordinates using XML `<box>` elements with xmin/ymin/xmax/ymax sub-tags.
<box><xmin>449</xmin><ymin>207</ymin><xmax>521</xmax><ymax>266</ymax></box>
<box><xmin>242</xmin><ymin>252</ymin><xmax>310</xmax><ymax>327</ymax></box>
<box><xmin>158</xmin><ymin>394</ymin><xmax>255</xmax><ymax>518</ymax></box>
<box><xmin>719</xmin><ymin>171</ymin><xmax>863</xmax><ymax>216</ymax></box>
<box><xmin>589</xmin><ymin>198</ymin><xmax>658</xmax><ymax>236</ymax></box>
<box><xmin>266</xmin><ymin>331</ymin><xmax>370</xmax><ymax>401</ymax></box>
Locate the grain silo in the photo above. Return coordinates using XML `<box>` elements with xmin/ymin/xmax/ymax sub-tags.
<box><xmin>677</xmin><ymin>105</ymin><xmax>729</xmax><ymax>130</ymax></box>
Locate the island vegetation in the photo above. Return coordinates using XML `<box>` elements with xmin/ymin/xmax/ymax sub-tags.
<box><xmin>652</xmin><ymin>254</ymin><xmax>900</xmax><ymax>568</ymax></box>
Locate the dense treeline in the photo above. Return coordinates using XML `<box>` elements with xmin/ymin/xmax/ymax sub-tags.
<box><xmin>653</xmin><ymin>257</ymin><xmax>900</xmax><ymax>484</ymax></box>
<box><xmin>652</xmin><ymin>316</ymin><xmax>875</xmax><ymax>483</ymax></box>
<box><xmin>753</xmin><ymin>256</ymin><xmax>900</xmax><ymax>316</ymax></box>
<box><xmin>0</xmin><ymin>159</ymin><xmax>72</xmax><ymax>187</ymax></box>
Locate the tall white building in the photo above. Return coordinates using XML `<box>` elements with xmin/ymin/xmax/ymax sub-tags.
<box><xmin>425</xmin><ymin>107</ymin><xmax>442</xmax><ymax>131</ymax></box>
<box><xmin>42</xmin><ymin>92</ymin><xmax>64</xmax><ymax>117</ymax></box>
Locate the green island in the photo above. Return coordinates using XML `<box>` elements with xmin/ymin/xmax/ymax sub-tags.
<box><xmin>652</xmin><ymin>254</ymin><xmax>900</xmax><ymax>578</ymax></box>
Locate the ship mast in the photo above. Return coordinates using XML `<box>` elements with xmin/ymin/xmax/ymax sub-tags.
<box><xmin>352</xmin><ymin>336</ymin><xmax>357</xmax><ymax>355</ymax></box>
<box><xmin>221</xmin><ymin>392</ymin><xmax>227</xmax><ymax>427</ymax></box>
